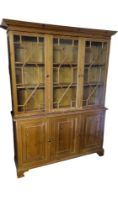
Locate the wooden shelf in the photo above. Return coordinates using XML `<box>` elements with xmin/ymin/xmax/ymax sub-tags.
<box><xmin>53</xmin><ymin>83</ymin><xmax>77</xmax><ymax>88</ymax></box>
<box><xmin>15</xmin><ymin>62</ymin><xmax>44</xmax><ymax>66</ymax></box>
<box><xmin>16</xmin><ymin>84</ymin><xmax>45</xmax><ymax>89</ymax></box>
<box><xmin>53</xmin><ymin>63</ymin><xmax>77</xmax><ymax>67</ymax></box>
<box><xmin>85</xmin><ymin>64</ymin><xmax>105</xmax><ymax>67</ymax></box>
<box><xmin>53</xmin><ymin>105</ymin><xmax>74</xmax><ymax>108</ymax></box>
<box><xmin>84</xmin><ymin>82</ymin><xmax>104</xmax><ymax>86</ymax></box>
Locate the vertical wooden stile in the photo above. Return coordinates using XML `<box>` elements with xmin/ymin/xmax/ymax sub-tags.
<box><xmin>8</xmin><ymin>31</ymin><xmax>18</xmax><ymax>113</ymax></box>
<box><xmin>76</xmin><ymin>38</ymin><xmax>85</xmax><ymax>108</ymax></box>
<box><xmin>102</xmin><ymin>40</ymin><xmax>110</xmax><ymax>105</ymax></box>
<box><xmin>45</xmin><ymin>35</ymin><xmax>53</xmax><ymax>112</ymax></box>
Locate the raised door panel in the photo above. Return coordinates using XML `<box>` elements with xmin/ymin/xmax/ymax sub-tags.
<box><xmin>51</xmin><ymin>116</ymin><xmax>77</xmax><ymax>160</ymax></box>
<box><xmin>21</xmin><ymin>119</ymin><xmax>49</xmax><ymax>165</ymax></box>
<box><xmin>80</xmin><ymin>111</ymin><xmax>105</xmax><ymax>152</ymax></box>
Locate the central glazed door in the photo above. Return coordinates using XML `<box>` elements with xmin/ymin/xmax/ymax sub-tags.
<box><xmin>52</xmin><ymin>37</ymin><xmax>79</xmax><ymax>110</ymax></box>
<box><xmin>50</xmin><ymin>116</ymin><xmax>77</xmax><ymax>160</ymax></box>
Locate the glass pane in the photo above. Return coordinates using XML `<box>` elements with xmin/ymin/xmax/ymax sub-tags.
<box><xmin>53</xmin><ymin>38</ymin><xmax>78</xmax><ymax>109</ymax></box>
<box><xmin>13</xmin><ymin>35</ymin><xmax>45</xmax><ymax>112</ymax></box>
<box><xmin>83</xmin><ymin>41</ymin><xmax>107</xmax><ymax>106</ymax></box>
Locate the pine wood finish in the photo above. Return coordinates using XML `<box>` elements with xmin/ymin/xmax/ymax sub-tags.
<box><xmin>1</xmin><ymin>19</ymin><xmax>116</xmax><ymax>177</ymax></box>
<box><xmin>79</xmin><ymin>110</ymin><xmax>105</xmax><ymax>153</ymax></box>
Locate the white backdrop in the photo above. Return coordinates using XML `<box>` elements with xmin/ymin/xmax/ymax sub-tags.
<box><xmin>0</xmin><ymin>1</ymin><xmax>118</xmax><ymax>210</ymax></box>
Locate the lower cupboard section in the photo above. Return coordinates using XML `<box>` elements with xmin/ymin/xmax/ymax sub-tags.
<box><xmin>14</xmin><ymin>109</ymin><xmax>105</xmax><ymax>177</ymax></box>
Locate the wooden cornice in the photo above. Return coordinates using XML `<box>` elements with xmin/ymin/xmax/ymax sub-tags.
<box><xmin>1</xmin><ymin>18</ymin><xmax>117</xmax><ymax>38</ymax></box>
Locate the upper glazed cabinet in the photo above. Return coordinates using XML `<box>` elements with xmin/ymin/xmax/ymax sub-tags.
<box><xmin>7</xmin><ymin>31</ymin><xmax>110</xmax><ymax>115</ymax></box>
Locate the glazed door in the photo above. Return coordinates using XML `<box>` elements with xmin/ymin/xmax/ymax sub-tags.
<box><xmin>20</xmin><ymin>118</ymin><xmax>49</xmax><ymax>166</ymax></box>
<box><xmin>52</xmin><ymin>37</ymin><xmax>79</xmax><ymax>110</ymax></box>
<box><xmin>50</xmin><ymin>116</ymin><xmax>77</xmax><ymax>160</ymax></box>
<box><xmin>9</xmin><ymin>32</ymin><xmax>46</xmax><ymax>113</ymax></box>
<box><xmin>83</xmin><ymin>40</ymin><xmax>109</xmax><ymax>107</ymax></box>
<box><xmin>80</xmin><ymin>111</ymin><xmax>105</xmax><ymax>152</ymax></box>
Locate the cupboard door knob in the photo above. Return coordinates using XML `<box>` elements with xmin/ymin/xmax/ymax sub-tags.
<box><xmin>48</xmin><ymin>139</ymin><xmax>51</xmax><ymax>142</ymax></box>
<box><xmin>48</xmin><ymin>139</ymin><xmax>56</xmax><ymax>142</ymax></box>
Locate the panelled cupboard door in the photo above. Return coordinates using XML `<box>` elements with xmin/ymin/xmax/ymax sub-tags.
<box><xmin>80</xmin><ymin>111</ymin><xmax>105</xmax><ymax>152</ymax></box>
<box><xmin>50</xmin><ymin>116</ymin><xmax>77</xmax><ymax>160</ymax></box>
<box><xmin>20</xmin><ymin>118</ymin><xmax>49</xmax><ymax>166</ymax></box>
